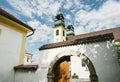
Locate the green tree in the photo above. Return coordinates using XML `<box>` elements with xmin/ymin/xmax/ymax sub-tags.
<box><xmin>115</xmin><ymin>43</ymin><xmax>120</xmax><ymax>59</ymax></box>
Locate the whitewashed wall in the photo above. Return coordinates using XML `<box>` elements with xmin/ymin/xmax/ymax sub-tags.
<box><xmin>1</xmin><ymin>23</ymin><xmax>119</xmax><ymax>82</ymax></box>
<box><xmin>38</xmin><ymin>41</ymin><xmax>120</xmax><ymax>82</ymax></box>
<box><xmin>0</xmin><ymin>25</ymin><xmax>22</xmax><ymax>82</ymax></box>
<box><xmin>71</xmin><ymin>56</ymin><xmax>90</xmax><ymax>79</ymax></box>
<box><xmin>15</xmin><ymin>70</ymin><xmax>39</xmax><ymax>82</ymax></box>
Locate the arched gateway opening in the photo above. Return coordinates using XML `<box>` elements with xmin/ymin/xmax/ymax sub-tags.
<box><xmin>47</xmin><ymin>50</ymin><xmax>98</xmax><ymax>82</ymax></box>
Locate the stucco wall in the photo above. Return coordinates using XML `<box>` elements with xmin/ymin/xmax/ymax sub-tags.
<box><xmin>38</xmin><ymin>41</ymin><xmax>120</xmax><ymax>82</ymax></box>
<box><xmin>15</xmin><ymin>70</ymin><xmax>39</xmax><ymax>82</ymax></box>
<box><xmin>71</xmin><ymin>56</ymin><xmax>90</xmax><ymax>79</ymax></box>
<box><xmin>0</xmin><ymin>25</ymin><xmax>22</xmax><ymax>82</ymax></box>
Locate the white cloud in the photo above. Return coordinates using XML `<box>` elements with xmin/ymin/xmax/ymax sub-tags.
<box><xmin>27</xmin><ymin>20</ymin><xmax>52</xmax><ymax>43</ymax></box>
<box><xmin>7</xmin><ymin>0</ymin><xmax>35</xmax><ymax>18</ymax></box>
<box><xmin>75</xmin><ymin>26</ymin><xmax>87</xmax><ymax>35</ymax></box>
<box><xmin>7</xmin><ymin>0</ymin><xmax>60</xmax><ymax>18</ymax></box>
<box><xmin>30</xmin><ymin>27</ymin><xmax>52</xmax><ymax>43</ymax></box>
<box><xmin>75</xmin><ymin>0</ymin><xmax>120</xmax><ymax>35</ymax></box>
<box><xmin>27</xmin><ymin>20</ymin><xmax>40</xmax><ymax>29</ymax></box>
<box><xmin>63</xmin><ymin>0</ymin><xmax>73</xmax><ymax>9</ymax></box>
<box><xmin>48</xmin><ymin>2</ymin><xmax>60</xmax><ymax>15</ymax></box>
<box><xmin>65</xmin><ymin>14</ymin><xmax>72</xmax><ymax>25</ymax></box>
<box><xmin>75</xmin><ymin>10</ymin><xmax>87</xmax><ymax>22</ymax></box>
<box><xmin>74</xmin><ymin>0</ymin><xmax>81</xmax><ymax>6</ymax></box>
<box><xmin>66</xmin><ymin>14</ymin><xmax>71</xmax><ymax>20</ymax></box>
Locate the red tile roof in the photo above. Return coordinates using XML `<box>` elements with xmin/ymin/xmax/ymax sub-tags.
<box><xmin>39</xmin><ymin>27</ymin><xmax>120</xmax><ymax>50</ymax></box>
<box><xmin>70</xmin><ymin>27</ymin><xmax>120</xmax><ymax>41</ymax></box>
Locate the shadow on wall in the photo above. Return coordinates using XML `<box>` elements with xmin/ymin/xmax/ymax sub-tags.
<box><xmin>79</xmin><ymin>40</ymin><xmax>120</xmax><ymax>82</ymax></box>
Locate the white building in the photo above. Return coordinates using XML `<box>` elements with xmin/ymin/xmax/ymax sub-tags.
<box><xmin>0</xmin><ymin>7</ymin><xmax>35</xmax><ymax>82</ymax></box>
<box><xmin>38</xmin><ymin>10</ymin><xmax>120</xmax><ymax>82</ymax></box>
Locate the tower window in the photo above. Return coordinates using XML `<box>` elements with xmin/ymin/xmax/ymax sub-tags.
<box><xmin>63</xmin><ymin>30</ymin><xmax>65</xmax><ymax>36</ymax></box>
<box><xmin>56</xmin><ymin>30</ymin><xmax>59</xmax><ymax>35</ymax></box>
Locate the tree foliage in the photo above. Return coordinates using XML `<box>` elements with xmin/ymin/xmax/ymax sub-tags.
<box><xmin>115</xmin><ymin>43</ymin><xmax>120</xmax><ymax>59</ymax></box>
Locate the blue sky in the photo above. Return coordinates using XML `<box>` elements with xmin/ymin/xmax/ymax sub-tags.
<box><xmin>0</xmin><ymin>0</ymin><xmax>120</xmax><ymax>60</ymax></box>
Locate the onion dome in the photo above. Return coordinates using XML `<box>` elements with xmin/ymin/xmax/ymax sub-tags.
<box><xmin>54</xmin><ymin>9</ymin><xmax>65</xmax><ymax>27</ymax></box>
<box><xmin>66</xmin><ymin>24</ymin><xmax>75</xmax><ymax>36</ymax></box>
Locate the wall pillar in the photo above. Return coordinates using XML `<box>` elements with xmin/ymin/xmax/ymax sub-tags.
<box><xmin>47</xmin><ymin>73</ymin><xmax>54</xmax><ymax>82</ymax></box>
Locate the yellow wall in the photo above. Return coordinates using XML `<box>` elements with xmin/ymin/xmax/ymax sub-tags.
<box><xmin>0</xmin><ymin>15</ymin><xmax>31</xmax><ymax>64</ymax></box>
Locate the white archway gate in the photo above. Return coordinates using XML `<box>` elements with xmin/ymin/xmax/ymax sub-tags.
<box><xmin>47</xmin><ymin>50</ymin><xmax>98</xmax><ymax>82</ymax></box>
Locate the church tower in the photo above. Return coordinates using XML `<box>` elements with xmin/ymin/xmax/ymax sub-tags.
<box><xmin>66</xmin><ymin>23</ymin><xmax>75</xmax><ymax>36</ymax></box>
<box><xmin>66</xmin><ymin>23</ymin><xmax>75</xmax><ymax>41</ymax></box>
<box><xmin>53</xmin><ymin>9</ymin><xmax>66</xmax><ymax>43</ymax></box>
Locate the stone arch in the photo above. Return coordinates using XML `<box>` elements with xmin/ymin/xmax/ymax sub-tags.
<box><xmin>47</xmin><ymin>50</ymin><xmax>98</xmax><ymax>82</ymax></box>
